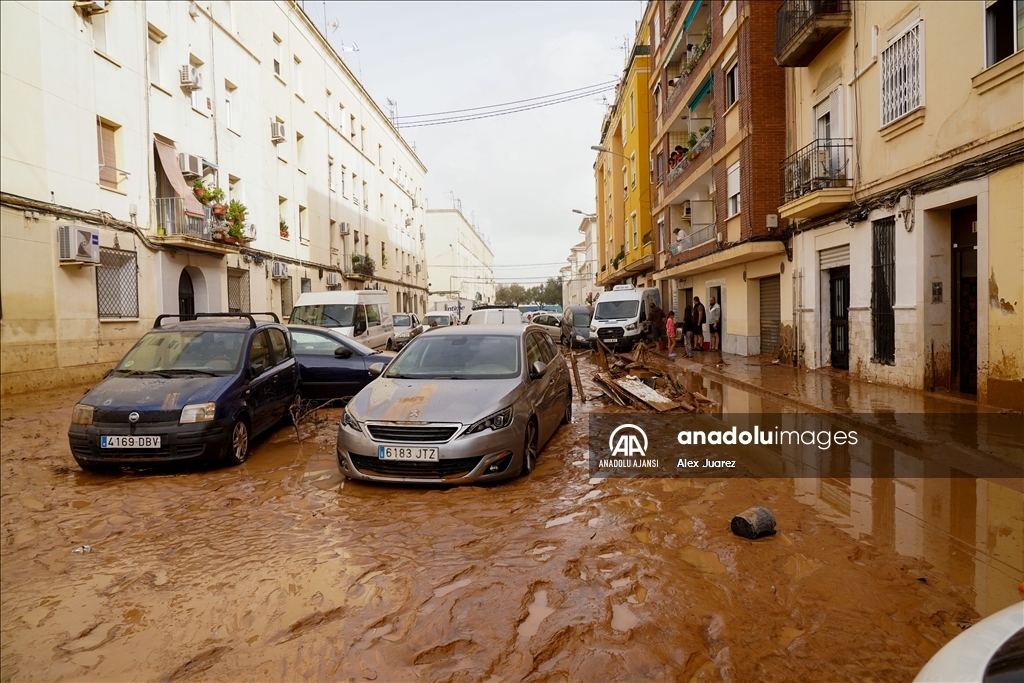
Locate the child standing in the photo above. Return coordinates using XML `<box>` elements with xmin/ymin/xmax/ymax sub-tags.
<box><xmin>666</xmin><ymin>310</ymin><xmax>677</xmax><ymax>358</ymax></box>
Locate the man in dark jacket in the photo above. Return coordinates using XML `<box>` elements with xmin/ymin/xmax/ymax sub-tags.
<box><xmin>649</xmin><ymin>303</ymin><xmax>666</xmax><ymax>345</ymax></box>
<box><xmin>692</xmin><ymin>296</ymin><xmax>706</xmax><ymax>351</ymax></box>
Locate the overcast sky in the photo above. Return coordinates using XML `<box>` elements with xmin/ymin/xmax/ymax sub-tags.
<box><xmin>303</xmin><ymin>1</ymin><xmax>645</xmax><ymax>286</ymax></box>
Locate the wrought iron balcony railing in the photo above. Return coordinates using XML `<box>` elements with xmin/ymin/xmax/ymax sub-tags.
<box><xmin>775</xmin><ymin>0</ymin><xmax>851</xmax><ymax>67</ymax></box>
<box><xmin>666</xmin><ymin>125</ymin><xmax>715</xmax><ymax>186</ymax></box>
<box><xmin>153</xmin><ymin>197</ymin><xmax>212</xmax><ymax>239</ymax></box>
<box><xmin>780</xmin><ymin>137</ymin><xmax>853</xmax><ymax>205</ymax></box>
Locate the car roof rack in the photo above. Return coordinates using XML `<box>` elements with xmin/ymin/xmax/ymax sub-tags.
<box><xmin>153</xmin><ymin>312</ymin><xmax>281</xmax><ymax>329</ymax></box>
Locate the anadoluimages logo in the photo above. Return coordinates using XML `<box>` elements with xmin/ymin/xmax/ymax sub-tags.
<box><xmin>608</xmin><ymin>424</ymin><xmax>648</xmax><ymax>458</ymax></box>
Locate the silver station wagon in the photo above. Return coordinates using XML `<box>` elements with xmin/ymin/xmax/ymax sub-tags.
<box><xmin>335</xmin><ymin>325</ymin><xmax>572</xmax><ymax>484</ymax></box>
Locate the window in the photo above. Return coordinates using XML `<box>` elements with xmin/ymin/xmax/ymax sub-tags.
<box><xmin>273</xmin><ymin>35</ymin><xmax>282</xmax><ymax>76</ymax></box>
<box><xmin>360</xmin><ymin>125</ymin><xmax>366</xmax><ymax>151</ymax></box>
<box><xmin>986</xmin><ymin>0</ymin><xmax>1023</xmax><ymax>67</ymax></box>
<box><xmin>298</xmin><ymin>205</ymin><xmax>307</xmax><ymax>242</ymax></box>
<box><xmin>267</xmin><ymin>328</ymin><xmax>290</xmax><ymax>365</ymax></box>
<box><xmin>350</xmin><ymin>114</ymin><xmax>357</xmax><ymax>141</ymax></box>
<box><xmin>871</xmin><ymin>216</ymin><xmax>896</xmax><ymax>365</ymax></box>
<box><xmin>366</xmin><ymin>304</ymin><xmax>381</xmax><ymax>326</ymax></box>
<box><xmin>249</xmin><ymin>331</ymin><xmax>270</xmax><ymax>372</ymax></box>
<box><xmin>653</xmin><ymin>12</ymin><xmax>660</xmax><ymax>52</ymax></box>
<box><xmin>292</xmin><ymin>56</ymin><xmax>302</xmax><ymax>96</ymax></box>
<box><xmin>340</xmin><ymin>165</ymin><xmax>347</xmax><ymax>195</ymax></box>
<box><xmin>653</xmin><ymin>83</ymin><xmax>661</xmax><ymax>118</ymax></box>
<box><xmin>656</xmin><ymin>153</ymin><xmax>664</xmax><ymax>184</ymax></box>
<box><xmin>622</xmin><ymin>165</ymin><xmax>628</xmax><ymax>199</ymax></box>
<box><xmin>280</xmin><ymin>278</ymin><xmax>294</xmax><ymax>319</ymax></box>
<box><xmin>351</xmin><ymin>173</ymin><xmax>358</xmax><ymax>203</ymax></box>
<box><xmin>291</xmin><ymin>330</ymin><xmax>342</xmax><ymax>355</ymax></box>
<box><xmin>224</xmin><ymin>81</ymin><xmax>236</xmax><ymax>130</ymax></box>
<box><xmin>300</xmin><ymin>277</ymin><xmax>312</xmax><ymax>294</ymax></box>
<box><xmin>727</xmin><ymin>163</ymin><xmax>740</xmax><ymax>217</ymax></box>
<box><xmin>378</xmin><ymin>143</ymin><xmax>383</xmax><ymax>166</ymax></box>
<box><xmin>228</xmin><ymin>175</ymin><xmax>241</xmax><ymax>204</ymax></box>
<box><xmin>147</xmin><ymin>29</ymin><xmax>163</xmax><ymax>86</ymax></box>
<box><xmin>296</xmin><ymin>132</ymin><xmax>305</xmax><ymax>169</ymax></box>
<box><xmin>725</xmin><ymin>61</ymin><xmax>738</xmax><ymax>107</ymax></box>
<box><xmin>362</xmin><ymin>181</ymin><xmax>368</xmax><ymax>207</ymax></box>
<box><xmin>96</xmin><ymin>119</ymin><xmax>119</xmax><ymax>189</ymax></box>
<box><xmin>339</xmin><ymin>104</ymin><xmax>346</xmax><ymax>134</ymax></box>
<box><xmin>188</xmin><ymin>56</ymin><xmax>204</xmax><ymax>110</ymax></box>
<box><xmin>629</xmin><ymin>93</ymin><xmax>635</xmax><ymax>130</ymax></box>
<box><xmin>630</xmin><ymin>153</ymin><xmax>637</xmax><ymax>189</ymax></box>
<box><xmin>92</xmin><ymin>12</ymin><xmax>107</xmax><ymax>54</ymax></box>
<box><xmin>96</xmin><ymin>248</ymin><xmax>138</xmax><ymax>319</ymax></box>
<box><xmin>631</xmin><ymin>213</ymin><xmax>638</xmax><ymax>250</ymax></box>
<box><xmin>880</xmin><ymin>21</ymin><xmax>923</xmax><ymax>127</ymax></box>
<box><xmin>227</xmin><ymin>268</ymin><xmax>250</xmax><ymax>313</ymax></box>
<box><xmin>328</xmin><ymin>156</ymin><xmax>335</xmax><ymax>192</ymax></box>
<box><xmin>325</xmin><ymin>89</ymin><xmax>332</xmax><ymax>122</ymax></box>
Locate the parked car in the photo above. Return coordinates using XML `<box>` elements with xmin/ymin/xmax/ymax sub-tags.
<box><xmin>561</xmin><ymin>305</ymin><xmax>593</xmax><ymax>348</ymax></box>
<box><xmin>288</xmin><ymin>325</ymin><xmax>396</xmax><ymax>399</ymax></box>
<box><xmin>530</xmin><ymin>313</ymin><xmax>562</xmax><ymax>341</ymax></box>
<box><xmin>289</xmin><ymin>290</ymin><xmax>396</xmax><ymax>350</ymax></box>
<box><xmin>391</xmin><ymin>313</ymin><xmax>423</xmax><ymax>349</ymax></box>
<box><xmin>336</xmin><ymin>325</ymin><xmax>572</xmax><ymax>484</ymax></box>
<box><xmin>914</xmin><ymin>601</ymin><xmax>1024</xmax><ymax>682</ymax></box>
<box><xmin>68</xmin><ymin>313</ymin><xmax>299</xmax><ymax>470</ymax></box>
<box><xmin>423</xmin><ymin>311</ymin><xmax>459</xmax><ymax>329</ymax></box>
<box><xmin>465</xmin><ymin>308</ymin><xmax>522</xmax><ymax>324</ymax></box>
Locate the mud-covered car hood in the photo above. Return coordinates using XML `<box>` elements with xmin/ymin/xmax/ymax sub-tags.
<box><xmin>82</xmin><ymin>375</ymin><xmax>236</xmax><ymax>412</ymax></box>
<box><xmin>350</xmin><ymin>377</ymin><xmax>523</xmax><ymax>425</ymax></box>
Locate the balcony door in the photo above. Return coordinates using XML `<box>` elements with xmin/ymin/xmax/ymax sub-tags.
<box><xmin>813</xmin><ymin>88</ymin><xmax>844</xmax><ymax>186</ymax></box>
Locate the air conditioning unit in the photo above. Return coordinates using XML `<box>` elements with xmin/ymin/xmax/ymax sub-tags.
<box><xmin>415</xmin><ymin>263</ymin><xmax>422</xmax><ymax>273</ymax></box>
<box><xmin>271</xmin><ymin>120</ymin><xmax>286</xmax><ymax>143</ymax></box>
<box><xmin>419</xmin><ymin>230</ymin><xmax>425</xmax><ymax>242</ymax></box>
<box><xmin>681</xmin><ymin>201</ymin><xmax>692</xmax><ymax>218</ymax></box>
<box><xmin>74</xmin><ymin>0</ymin><xmax>107</xmax><ymax>15</ymax></box>
<box><xmin>412</xmin><ymin>198</ymin><xmax>420</xmax><ymax>209</ymax></box>
<box><xmin>716</xmin><ymin>232</ymin><xmax>723</xmax><ymax>243</ymax></box>
<box><xmin>57</xmin><ymin>225</ymin><xmax>100</xmax><ymax>265</ymax></box>
<box><xmin>812</xmin><ymin>148</ymin><xmax>831</xmax><ymax>180</ymax></box>
<box><xmin>272</xmin><ymin>261</ymin><xmax>289</xmax><ymax>279</ymax></box>
<box><xmin>404</xmin><ymin>217</ymin><xmax>414</xmax><ymax>227</ymax></box>
<box><xmin>339</xmin><ymin>221</ymin><xmax>351</xmax><ymax>235</ymax></box>
<box><xmin>178</xmin><ymin>152</ymin><xmax>202</xmax><ymax>177</ymax></box>
<box><xmin>180</xmin><ymin>65</ymin><xmax>202</xmax><ymax>91</ymax></box>
<box><xmin>245</xmin><ymin>223</ymin><xmax>257</xmax><ymax>240</ymax></box>
<box><xmin>326</xmin><ymin>271</ymin><xmax>340</xmax><ymax>286</ymax></box>
<box><xmin>404</xmin><ymin>265</ymin><xmax>412</xmax><ymax>275</ymax></box>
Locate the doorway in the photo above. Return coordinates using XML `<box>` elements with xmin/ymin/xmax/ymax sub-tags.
<box><xmin>829</xmin><ymin>266</ymin><xmax>850</xmax><ymax>369</ymax></box>
<box><xmin>759</xmin><ymin>276</ymin><xmax>781</xmax><ymax>354</ymax></box>
<box><xmin>178</xmin><ymin>270</ymin><xmax>195</xmax><ymax>320</ymax></box>
<box><xmin>951</xmin><ymin>204</ymin><xmax>977</xmax><ymax>394</ymax></box>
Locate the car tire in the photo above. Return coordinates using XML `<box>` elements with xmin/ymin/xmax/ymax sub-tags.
<box><xmin>520</xmin><ymin>418</ymin><xmax>538</xmax><ymax>476</ymax></box>
<box><xmin>386</xmin><ymin>338</ymin><xmax>394</xmax><ymax>351</ymax></box>
<box><xmin>560</xmin><ymin>334</ymin><xmax>567</xmax><ymax>346</ymax></box>
<box><xmin>224</xmin><ymin>416</ymin><xmax>251</xmax><ymax>466</ymax></box>
<box><xmin>562</xmin><ymin>390</ymin><xmax>572</xmax><ymax>425</ymax></box>
<box><xmin>74</xmin><ymin>459</ymin><xmax>112</xmax><ymax>473</ymax></box>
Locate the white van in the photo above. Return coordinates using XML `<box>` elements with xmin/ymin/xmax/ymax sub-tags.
<box><xmin>590</xmin><ymin>285</ymin><xmax>662</xmax><ymax>351</ymax></box>
<box><xmin>464</xmin><ymin>308</ymin><xmax>522</xmax><ymax>325</ymax></box>
<box><xmin>289</xmin><ymin>290</ymin><xmax>396</xmax><ymax>350</ymax></box>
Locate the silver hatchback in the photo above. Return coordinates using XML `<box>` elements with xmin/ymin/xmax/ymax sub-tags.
<box><xmin>336</xmin><ymin>325</ymin><xmax>572</xmax><ymax>484</ymax></box>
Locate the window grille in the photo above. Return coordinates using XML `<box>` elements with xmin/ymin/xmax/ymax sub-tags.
<box><xmin>871</xmin><ymin>217</ymin><xmax>896</xmax><ymax>365</ymax></box>
<box><xmin>281</xmin><ymin>277</ymin><xmax>293</xmax><ymax>319</ymax></box>
<box><xmin>880</xmin><ymin>22</ymin><xmax>923</xmax><ymax>127</ymax></box>
<box><xmin>227</xmin><ymin>268</ymin><xmax>250</xmax><ymax>313</ymax></box>
<box><xmin>96</xmin><ymin>247</ymin><xmax>139</xmax><ymax>319</ymax></box>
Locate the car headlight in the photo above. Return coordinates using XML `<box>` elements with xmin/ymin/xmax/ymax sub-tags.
<box><xmin>71</xmin><ymin>404</ymin><xmax>94</xmax><ymax>425</ymax></box>
<box><xmin>589</xmin><ymin>325</ymin><xmax>596</xmax><ymax>332</ymax></box>
<box><xmin>465</xmin><ymin>406</ymin><xmax>514</xmax><ymax>435</ymax></box>
<box><xmin>341</xmin><ymin>409</ymin><xmax>361</xmax><ymax>432</ymax></box>
<box><xmin>179</xmin><ymin>402</ymin><xmax>216</xmax><ymax>424</ymax></box>
<box><xmin>626</xmin><ymin>322</ymin><xmax>637</xmax><ymax>331</ymax></box>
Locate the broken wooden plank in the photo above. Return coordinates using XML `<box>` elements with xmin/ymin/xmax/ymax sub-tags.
<box><xmin>613</xmin><ymin>375</ymin><xmax>679</xmax><ymax>412</ymax></box>
<box><xmin>592</xmin><ymin>374</ymin><xmax>627</xmax><ymax>406</ymax></box>
<box><xmin>568</xmin><ymin>350</ymin><xmax>586</xmax><ymax>404</ymax></box>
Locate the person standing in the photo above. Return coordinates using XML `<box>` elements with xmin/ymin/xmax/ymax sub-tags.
<box><xmin>692</xmin><ymin>296</ymin><xmax>706</xmax><ymax>351</ymax></box>
<box><xmin>682</xmin><ymin>304</ymin><xmax>695</xmax><ymax>358</ymax></box>
<box><xmin>649</xmin><ymin>303</ymin><xmax>666</xmax><ymax>347</ymax></box>
<box><xmin>708</xmin><ymin>296</ymin><xmax>721</xmax><ymax>351</ymax></box>
<box><xmin>666</xmin><ymin>311</ymin><xmax>677</xmax><ymax>358</ymax></box>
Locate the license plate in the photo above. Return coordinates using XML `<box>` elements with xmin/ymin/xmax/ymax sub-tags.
<box><xmin>378</xmin><ymin>445</ymin><xmax>439</xmax><ymax>461</ymax></box>
<box><xmin>101</xmin><ymin>435</ymin><xmax>161</xmax><ymax>449</ymax></box>
<box><xmin>604</xmin><ymin>338</ymin><xmax>618</xmax><ymax>344</ymax></box>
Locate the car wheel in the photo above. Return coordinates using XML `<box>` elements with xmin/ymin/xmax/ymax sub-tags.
<box><xmin>520</xmin><ymin>418</ymin><xmax>539</xmax><ymax>476</ymax></box>
<box><xmin>74</xmin><ymin>459</ymin><xmax>112</xmax><ymax>473</ymax></box>
<box><xmin>560</xmin><ymin>334</ymin><xmax>567</xmax><ymax>346</ymax></box>
<box><xmin>386</xmin><ymin>338</ymin><xmax>394</xmax><ymax>351</ymax></box>
<box><xmin>225</xmin><ymin>417</ymin><xmax>251</xmax><ymax>466</ymax></box>
<box><xmin>562</xmin><ymin>389</ymin><xmax>573</xmax><ymax>425</ymax></box>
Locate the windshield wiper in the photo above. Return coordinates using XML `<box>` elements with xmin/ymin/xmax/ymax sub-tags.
<box><xmin>162</xmin><ymin>368</ymin><xmax>221</xmax><ymax>376</ymax></box>
<box><xmin>322</xmin><ymin>314</ymin><xmax>347</xmax><ymax>327</ymax></box>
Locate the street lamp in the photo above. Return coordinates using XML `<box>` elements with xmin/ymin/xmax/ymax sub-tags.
<box><xmin>572</xmin><ymin>209</ymin><xmax>597</xmax><ymax>218</ymax></box>
<box><xmin>590</xmin><ymin>145</ymin><xmax>628</xmax><ymax>159</ymax></box>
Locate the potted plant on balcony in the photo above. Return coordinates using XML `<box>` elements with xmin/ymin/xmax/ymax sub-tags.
<box><xmin>226</xmin><ymin>200</ymin><xmax>251</xmax><ymax>241</ymax></box>
<box><xmin>207</xmin><ymin>186</ymin><xmax>226</xmax><ymax>215</ymax></box>
<box><xmin>191</xmin><ymin>177</ymin><xmax>208</xmax><ymax>201</ymax></box>
<box><xmin>225</xmin><ymin>221</ymin><xmax>244</xmax><ymax>244</ymax></box>
<box><xmin>279</xmin><ymin>219</ymin><xmax>289</xmax><ymax>239</ymax></box>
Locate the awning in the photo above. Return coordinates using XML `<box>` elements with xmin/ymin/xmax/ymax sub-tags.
<box><xmin>154</xmin><ymin>141</ymin><xmax>205</xmax><ymax>217</ymax></box>
<box><xmin>683</xmin><ymin>0</ymin><xmax>703</xmax><ymax>31</ymax></box>
<box><xmin>687</xmin><ymin>76</ymin><xmax>713</xmax><ymax>109</ymax></box>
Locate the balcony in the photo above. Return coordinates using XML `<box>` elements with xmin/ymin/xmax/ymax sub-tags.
<box><xmin>666</xmin><ymin>124</ymin><xmax>714</xmax><ymax>188</ymax></box>
<box><xmin>151</xmin><ymin>198</ymin><xmax>238</xmax><ymax>255</ymax></box>
<box><xmin>779</xmin><ymin>137</ymin><xmax>854</xmax><ymax>220</ymax></box>
<box><xmin>775</xmin><ymin>0</ymin><xmax>851</xmax><ymax>67</ymax></box>
<box><xmin>665</xmin><ymin>29</ymin><xmax>712</xmax><ymax>115</ymax></box>
<box><xmin>347</xmin><ymin>254</ymin><xmax>376</xmax><ymax>280</ymax></box>
<box><xmin>668</xmin><ymin>223</ymin><xmax>717</xmax><ymax>256</ymax></box>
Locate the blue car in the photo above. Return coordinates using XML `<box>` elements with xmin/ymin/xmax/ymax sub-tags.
<box><xmin>68</xmin><ymin>313</ymin><xmax>299</xmax><ymax>470</ymax></box>
<box><xmin>288</xmin><ymin>325</ymin><xmax>396</xmax><ymax>400</ymax></box>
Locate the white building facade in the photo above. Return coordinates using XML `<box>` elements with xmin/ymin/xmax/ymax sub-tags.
<box><xmin>0</xmin><ymin>0</ymin><xmax>428</xmax><ymax>395</ymax></box>
<box><xmin>562</xmin><ymin>216</ymin><xmax>598</xmax><ymax>306</ymax></box>
<box><xmin>424</xmin><ymin>209</ymin><xmax>495</xmax><ymax>307</ymax></box>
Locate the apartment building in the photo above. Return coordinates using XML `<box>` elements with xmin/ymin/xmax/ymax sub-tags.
<box><xmin>424</xmin><ymin>209</ymin><xmax>495</xmax><ymax>309</ymax></box>
<box><xmin>594</xmin><ymin>24</ymin><xmax>653</xmax><ymax>290</ymax></box>
<box><xmin>648</xmin><ymin>0</ymin><xmax>790</xmax><ymax>355</ymax></box>
<box><xmin>562</xmin><ymin>215</ymin><xmax>598</xmax><ymax>306</ymax></box>
<box><xmin>778</xmin><ymin>0</ymin><xmax>1023</xmax><ymax>410</ymax></box>
<box><xmin>0</xmin><ymin>0</ymin><xmax>428</xmax><ymax>395</ymax></box>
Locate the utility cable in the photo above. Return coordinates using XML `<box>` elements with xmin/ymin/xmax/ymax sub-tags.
<box><xmin>395</xmin><ymin>80</ymin><xmax>618</xmax><ymax>121</ymax></box>
<box><xmin>399</xmin><ymin>86</ymin><xmax>616</xmax><ymax>128</ymax></box>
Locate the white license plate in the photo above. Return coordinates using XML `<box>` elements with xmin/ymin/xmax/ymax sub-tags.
<box><xmin>378</xmin><ymin>445</ymin><xmax>439</xmax><ymax>461</ymax></box>
<box><xmin>604</xmin><ymin>338</ymin><xmax>618</xmax><ymax>344</ymax></box>
<box><xmin>101</xmin><ymin>435</ymin><xmax>161</xmax><ymax>449</ymax></box>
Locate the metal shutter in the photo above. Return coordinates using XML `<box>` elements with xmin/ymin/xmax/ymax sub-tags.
<box><xmin>760</xmin><ymin>275</ymin><xmax>781</xmax><ymax>354</ymax></box>
<box><xmin>819</xmin><ymin>244</ymin><xmax>850</xmax><ymax>270</ymax></box>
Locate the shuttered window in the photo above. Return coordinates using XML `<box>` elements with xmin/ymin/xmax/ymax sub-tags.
<box><xmin>97</xmin><ymin>120</ymin><xmax>118</xmax><ymax>188</ymax></box>
<box><xmin>727</xmin><ymin>163</ymin><xmax>741</xmax><ymax>217</ymax></box>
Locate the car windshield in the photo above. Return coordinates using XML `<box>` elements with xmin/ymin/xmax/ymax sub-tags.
<box><xmin>425</xmin><ymin>315</ymin><xmax>451</xmax><ymax>326</ymax></box>
<box><xmin>393</xmin><ymin>314</ymin><xmax>412</xmax><ymax>327</ymax></box>
<box><xmin>573</xmin><ymin>312</ymin><xmax>591</xmax><ymax>326</ymax></box>
<box><xmin>594</xmin><ymin>300</ymin><xmax>639</xmax><ymax>320</ymax></box>
<box><xmin>289</xmin><ymin>328</ymin><xmax>376</xmax><ymax>356</ymax></box>
<box><xmin>290</xmin><ymin>304</ymin><xmax>355</xmax><ymax>327</ymax></box>
<box><xmin>385</xmin><ymin>335</ymin><xmax>520</xmax><ymax>379</ymax></box>
<box><xmin>114</xmin><ymin>330</ymin><xmax>245</xmax><ymax>375</ymax></box>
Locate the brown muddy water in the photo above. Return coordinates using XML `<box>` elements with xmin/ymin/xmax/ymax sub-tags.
<box><xmin>1</xmin><ymin>365</ymin><xmax>1021</xmax><ymax>682</ymax></box>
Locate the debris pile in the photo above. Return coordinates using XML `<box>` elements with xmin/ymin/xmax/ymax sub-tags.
<box><xmin>588</xmin><ymin>341</ymin><xmax>716</xmax><ymax>413</ymax></box>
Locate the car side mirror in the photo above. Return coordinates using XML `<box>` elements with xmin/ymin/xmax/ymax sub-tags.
<box><xmin>248</xmin><ymin>362</ymin><xmax>266</xmax><ymax>378</ymax></box>
<box><xmin>334</xmin><ymin>347</ymin><xmax>353</xmax><ymax>359</ymax></box>
<box><xmin>368</xmin><ymin>362</ymin><xmax>385</xmax><ymax>378</ymax></box>
<box><xmin>530</xmin><ymin>360</ymin><xmax>547</xmax><ymax>379</ymax></box>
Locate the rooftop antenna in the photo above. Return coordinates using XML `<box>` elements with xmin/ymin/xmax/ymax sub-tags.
<box><xmin>386</xmin><ymin>98</ymin><xmax>398</xmax><ymax>127</ymax></box>
<box><xmin>449</xmin><ymin>191</ymin><xmax>456</xmax><ymax>209</ymax></box>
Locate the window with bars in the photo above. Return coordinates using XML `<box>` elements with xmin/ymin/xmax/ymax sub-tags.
<box><xmin>871</xmin><ymin>217</ymin><xmax>896</xmax><ymax>365</ymax></box>
<box><xmin>880</xmin><ymin>21</ymin><xmax>923</xmax><ymax>127</ymax></box>
<box><xmin>227</xmin><ymin>268</ymin><xmax>250</xmax><ymax>313</ymax></box>
<box><xmin>96</xmin><ymin>247</ymin><xmax>138</xmax><ymax>319</ymax></box>
<box><xmin>280</xmin><ymin>277</ymin><xmax>293</xmax><ymax>320</ymax></box>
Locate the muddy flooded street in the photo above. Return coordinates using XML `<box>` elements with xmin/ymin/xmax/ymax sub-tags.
<box><xmin>2</xmin><ymin>360</ymin><xmax>1021</xmax><ymax>682</ymax></box>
